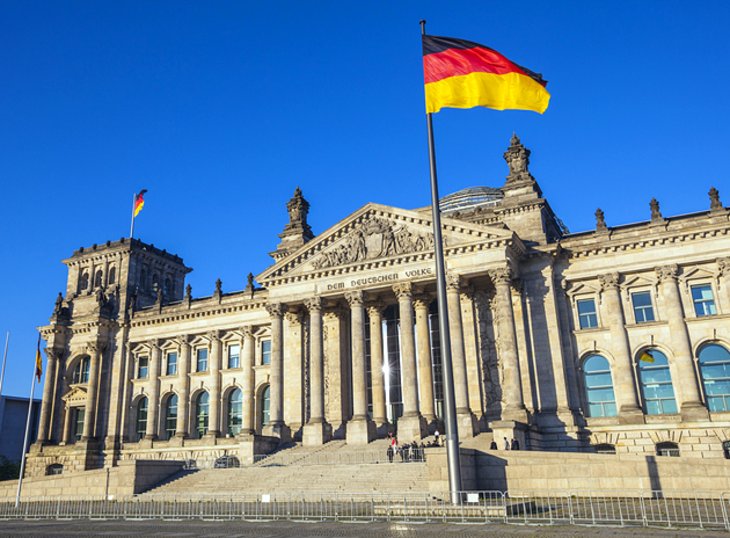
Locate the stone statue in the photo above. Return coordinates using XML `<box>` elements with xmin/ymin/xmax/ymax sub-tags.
<box><xmin>595</xmin><ymin>208</ymin><xmax>607</xmax><ymax>232</ymax></box>
<box><xmin>214</xmin><ymin>278</ymin><xmax>222</xmax><ymax>297</ymax></box>
<box><xmin>650</xmin><ymin>198</ymin><xmax>663</xmax><ymax>222</ymax></box>
<box><xmin>185</xmin><ymin>283</ymin><xmax>192</xmax><ymax>299</ymax></box>
<box><xmin>710</xmin><ymin>187</ymin><xmax>723</xmax><ymax>211</ymax></box>
<box><xmin>246</xmin><ymin>272</ymin><xmax>255</xmax><ymax>290</ymax></box>
<box><xmin>503</xmin><ymin>133</ymin><xmax>531</xmax><ymax>180</ymax></box>
<box><xmin>54</xmin><ymin>292</ymin><xmax>63</xmax><ymax>314</ymax></box>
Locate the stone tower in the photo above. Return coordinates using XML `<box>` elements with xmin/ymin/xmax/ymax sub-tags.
<box><xmin>271</xmin><ymin>187</ymin><xmax>315</xmax><ymax>261</ymax></box>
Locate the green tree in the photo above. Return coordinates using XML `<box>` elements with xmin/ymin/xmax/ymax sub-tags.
<box><xmin>0</xmin><ymin>456</ymin><xmax>20</xmax><ymax>481</ymax></box>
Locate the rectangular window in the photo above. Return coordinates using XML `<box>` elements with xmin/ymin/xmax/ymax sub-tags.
<box><xmin>73</xmin><ymin>408</ymin><xmax>85</xmax><ymax>441</ymax></box>
<box><xmin>166</xmin><ymin>352</ymin><xmax>178</xmax><ymax>376</ymax></box>
<box><xmin>137</xmin><ymin>356</ymin><xmax>149</xmax><ymax>379</ymax></box>
<box><xmin>691</xmin><ymin>284</ymin><xmax>717</xmax><ymax>317</ymax></box>
<box><xmin>631</xmin><ymin>291</ymin><xmax>655</xmax><ymax>323</ymax></box>
<box><xmin>228</xmin><ymin>344</ymin><xmax>240</xmax><ymax>369</ymax></box>
<box><xmin>577</xmin><ymin>298</ymin><xmax>598</xmax><ymax>329</ymax></box>
<box><xmin>196</xmin><ymin>348</ymin><xmax>208</xmax><ymax>372</ymax></box>
<box><xmin>261</xmin><ymin>340</ymin><xmax>271</xmax><ymax>365</ymax></box>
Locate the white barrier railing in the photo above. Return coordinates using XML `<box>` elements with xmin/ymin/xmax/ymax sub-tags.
<box><xmin>1</xmin><ymin>490</ymin><xmax>729</xmax><ymax>530</ymax></box>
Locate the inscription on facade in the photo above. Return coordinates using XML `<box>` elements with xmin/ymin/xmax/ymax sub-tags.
<box><xmin>323</xmin><ymin>267</ymin><xmax>433</xmax><ymax>292</ymax></box>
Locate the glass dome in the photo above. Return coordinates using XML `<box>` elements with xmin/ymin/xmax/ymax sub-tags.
<box><xmin>439</xmin><ymin>186</ymin><xmax>503</xmax><ymax>213</ymax></box>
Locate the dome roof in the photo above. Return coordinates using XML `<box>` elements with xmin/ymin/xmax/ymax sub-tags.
<box><xmin>439</xmin><ymin>186</ymin><xmax>503</xmax><ymax>213</ymax></box>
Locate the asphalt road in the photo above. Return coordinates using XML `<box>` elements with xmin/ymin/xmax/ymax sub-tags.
<box><xmin>0</xmin><ymin>520</ymin><xmax>727</xmax><ymax>538</ymax></box>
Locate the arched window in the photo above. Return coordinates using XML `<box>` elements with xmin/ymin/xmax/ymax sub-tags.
<box><xmin>152</xmin><ymin>273</ymin><xmax>160</xmax><ymax>291</ymax></box>
<box><xmin>140</xmin><ymin>267</ymin><xmax>148</xmax><ymax>290</ymax></box>
<box><xmin>594</xmin><ymin>443</ymin><xmax>616</xmax><ymax>455</ymax></box>
<box><xmin>582</xmin><ymin>354</ymin><xmax>617</xmax><ymax>417</ymax></box>
<box><xmin>227</xmin><ymin>388</ymin><xmax>243</xmax><ymax>436</ymax></box>
<box><xmin>79</xmin><ymin>271</ymin><xmax>89</xmax><ymax>291</ymax></box>
<box><xmin>260</xmin><ymin>385</ymin><xmax>270</xmax><ymax>427</ymax></box>
<box><xmin>94</xmin><ymin>270</ymin><xmax>103</xmax><ymax>288</ymax></box>
<box><xmin>195</xmin><ymin>392</ymin><xmax>209</xmax><ymax>438</ymax></box>
<box><xmin>656</xmin><ymin>441</ymin><xmax>680</xmax><ymax>457</ymax></box>
<box><xmin>72</xmin><ymin>357</ymin><xmax>90</xmax><ymax>384</ymax></box>
<box><xmin>164</xmin><ymin>394</ymin><xmax>178</xmax><ymax>439</ymax></box>
<box><xmin>164</xmin><ymin>277</ymin><xmax>173</xmax><ymax>297</ymax></box>
<box><xmin>637</xmin><ymin>348</ymin><xmax>677</xmax><ymax>415</ymax></box>
<box><xmin>698</xmin><ymin>344</ymin><xmax>730</xmax><ymax>412</ymax></box>
<box><xmin>46</xmin><ymin>463</ymin><xmax>63</xmax><ymax>476</ymax></box>
<box><xmin>135</xmin><ymin>397</ymin><xmax>148</xmax><ymax>441</ymax></box>
<box><xmin>108</xmin><ymin>266</ymin><xmax>116</xmax><ymax>285</ymax></box>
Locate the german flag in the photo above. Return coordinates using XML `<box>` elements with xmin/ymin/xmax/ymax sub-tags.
<box><xmin>639</xmin><ymin>350</ymin><xmax>655</xmax><ymax>363</ymax></box>
<box><xmin>35</xmin><ymin>336</ymin><xmax>42</xmax><ymax>382</ymax></box>
<box><xmin>133</xmin><ymin>189</ymin><xmax>147</xmax><ymax>218</ymax></box>
<box><xmin>423</xmin><ymin>35</ymin><xmax>550</xmax><ymax>114</ymax></box>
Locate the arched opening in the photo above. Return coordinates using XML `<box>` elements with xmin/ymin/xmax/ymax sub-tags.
<box><xmin>656</xmin><ymin>441</ymin><xmax>680</xmax><ymax>457</ymax></box>
<box><xmin>164</xmin><ymin>277</ymin><xmax>173</xmax><ymax>297</ymax></box>
<box><xmin>582</xmin><ymin>354</ymin><xmax>617</xmax><ymax>417</ymax></box>
<box><xmin>135</xmin><ymin>396</ymin><xmax>148</xmax><ymax>441</ymax></box>
<box><xmin>259</xmin><ymin>385</ymin><xmax>270</xmax><ymax>430</ymax></box>
<box><xmin>195</xmin><ymin>392</ymin><xmax>209</xmax><ymax>438</ymax></box>
<box><xmin>71</xmin><ymin>356</ymin><xmax>90</xmax><ymax>384</ymax></box>
<box><xmin>227</xmin><ymin>388</ymin><xmax>243</xmax><ymax>436</ymax></box>
<box><xmin>94</xmin><ymin>270</ymin><xmax>103</xmax><ymax>288</ymax></box>
<box><xmin>637</xmin><ymin>348</ymin><xmax>677</xmax><ymax>415</ymax></box>
<box><xmin>46</xmin><ymin>463</ymin><xmax>63</xmax><ymax>476</ymax></box>
<box><xmin>164</xmin><ymin>394</ymin><xmax>178</xmax><ymax>439</ymax></box>
<box><xmin>593</xmin><ymin>443</ymin><xmax>616</xmax><ymax>455</ymax></box>
<box><xmin>78</xmin><ymin>271</ymin><xmax>89</xmax><ymax>292</ymax></box>
<box><xmin>108</xmin><ymin>266</ymin><xmax>116</xmax><ymax>285</ymax></box>
<box><xmin>697</xmin><ymin>343</ymin><xmax>730</xmax><ymax>412</ymax></box>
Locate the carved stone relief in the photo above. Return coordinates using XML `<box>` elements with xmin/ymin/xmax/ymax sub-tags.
<box><xmin>312</xmin><ymin>217</ymin><xmax>434</xmax><ymax>269</ymax></box>
<box><xmin>474</xmin><ymin>290</ymin><xmax>502</xmax><ymax>419</ymax></box>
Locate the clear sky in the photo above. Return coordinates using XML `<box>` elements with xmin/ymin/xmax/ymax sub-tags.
<box><xmin>1</xmin><ymin>2</ymin><xmax>729</xmax><ymax>397</ymax></box>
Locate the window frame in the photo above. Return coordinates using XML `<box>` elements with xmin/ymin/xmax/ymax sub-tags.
<box><xmin>697</xmin><ymin>343</ymin><xmax>730</xmax><ymax>412</ymax></box>
<box><xmin>164</xmin><ymin>394</ymin><xmax>178</xmax><ymax>439</ymax></box>
<box><xmin>581</xmin><ymin>354</ymin><xmax>618</xmax><ymax>418</ymax></box>
<box><xmin>72</xmin><ymin>357</ymin><xmax>90</xmax><ymax>384</ymax></box>
<box><xmin>165</xmin><ymin>352</ymin><xmax>178</xmax><ymax>376</ymax></box>
<box><xmin>261</xmin><ymin>340</ymin><xmax>272</xmax><ymax>365</ymax></box>
<box><xmin>73</xmin><ymin>408</ymin><xmax>85</xmax><ymax>441</ymax></box>
<box><xmin>630</xmin><ymin>289</ymin><xmax>656</xmax><ymax>324</ymax></box>
<box><xmin>637</xmin><ymin>348</ymin><xmax>678</xmax><ymax>415</ymax></box>
<box><xmin>690</xmin><ymin>283</ymin><xmax>718</xmax><ymax>317</ymax></box>
<box><xmin>227</xmin><ymin>344</ymin><xmax>241</xmax><ymax>369</ymax></box>
<box><xmin>135</xmin><ymin>397</ymin><xmax>148</xmax><ymax>441</ymax></box>
<box><xmin>576</xmin><ymin>297</ymin><xmax>599</xmax><ymax>330</ymax></box>
<box><xmin>656</xmin><ymin>441</ymin><xmax>680</xmax><ymax>457</ymax></box>
<box><xmin>195</xmin><ymin>348</ymin><xmax>209</xmax><ymax>372</ymax></box>
<box><xmin>137</xmin><ymin>356</ymin><xmax>149</xmax><ymax>379</ymax></box>
<box><xmin>227</xmin><ymin>388</ymin><xmax>243</xmax><ymax>436</ymax></box>
<box><xmin>195</xmin><ymin>391</ymin><xmax>209</xmax><ymax>437</ymax></box>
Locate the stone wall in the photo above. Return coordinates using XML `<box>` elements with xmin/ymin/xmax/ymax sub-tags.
<box><xmin>0</xmin><ymin>460</ymin><xmax>183</xmax><ymax>501</ymax></box>
<box><xmin>426</xmin><ymin>448</ymin><xmax>730</xmax><ymax>497</ymax></box>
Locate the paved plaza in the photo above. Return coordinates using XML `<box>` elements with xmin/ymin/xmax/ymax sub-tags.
<box><xmin>0</xmin><ymin>520</ymin><xmax>727</xmax><ymax>538</ymax></box>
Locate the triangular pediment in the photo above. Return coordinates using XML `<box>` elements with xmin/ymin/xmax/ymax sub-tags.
<box><xmin>258</xmin><ymin>203</ymin><xmax>519</xmax><ymax>285</ymax></box>
<box><xmin>62</xmin><ymin>385</ymin><xmax>88</xmax><ymax>404</ymax></box>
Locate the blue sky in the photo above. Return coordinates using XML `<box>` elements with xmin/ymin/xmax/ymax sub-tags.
<box><xmin>1</xmin><ymin>1</ymin><xmax>729</xmax><ymax>397</ymax></box>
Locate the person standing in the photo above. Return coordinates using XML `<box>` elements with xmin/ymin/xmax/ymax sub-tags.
<box><xmin>503</xmin><ymin>437</ymin><xmax>510</xmax><ymax>450</ymax></box>
<box><xmin>510</xmin><ymin>438</ymin><xmax>520</xmax><ymax>450</ymax></box>
<box><xmin>434</xmin><ymin>429</ymin><xmax>440</xmax><ymax>446</ymax></box>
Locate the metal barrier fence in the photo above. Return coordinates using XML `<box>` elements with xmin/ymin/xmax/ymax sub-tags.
<box><xmin>1</xmin><ymin>491</ymin><xmax>729</xmax><ymax>530</ymax></box>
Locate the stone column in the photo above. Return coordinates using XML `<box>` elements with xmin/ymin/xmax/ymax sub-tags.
<box><xmin>656</xmin><ymin>265</ymin><xmax>707</xmax><ymax>419</ymax></box>
<box><xmin>176</xmin><ymin>336</ymin><xmax>191</xmax><ymax>438</ymax></box>
<box><xmin>413</xmin><ymin>296</ymin><xmax>436</xmax><ymax>424</ymax></box>
<box><xmin>36</xmin><ymin>348</ymin><xmax>60</xmax><ymax>444</ymax></box>
<box><xmin>145</xmin><ymin>341</ymin><xmax>161</xmax><ymax>440</ymax></box>
<box><xmin>264</xmin><ymin>303</ymin><xmax>290</xmax><ymax>440</ymax></box>
<box><xmin>241</xmin><ymin>327</ymin><xmax>256</xmax><ymax>435</ymax></box>
<box><xmin>208</xmin><ymin>331</ymin><xmax>222</xmax><ymax>437</ymax></box>
<box><xmin>82</xmin><ymin>342</ymin><xmax>104</xmax><ymax>440</ymax></box>
<box><xmin>367</xmin><ymin>303</ymin><xmax>387</xmax><ymax>430</ymax></box>
<box><xmin>61</xmin><ymin>406</ymin><xmax>73</xmax><ymax>445</ymax></box>
<box><xmin>345</xmin><ymin>290</ymin><xmax>374</xmax><ymax>444</ymax></box>
<box><xmin>303</xmin><ymin>297</ymin><xmax>330</xmax><ymax>445</ymax></box>
<box><xmin>598</xmin><ymin>273</ymin><xmax>643</xmax><ymax>422</ymax></box>
<box><xmin>489</xmin><ymin>267</ymin><xmax>527</xmax><ymax>423</ymax></box>
<box><xmin>393</xmin><ymin>282</ymin><xmax>425</xmax><ymax>441</ymax></box>
<box><xmin>446</xmin><ymin>274</ymin><xmax>476</xmax><ymax>436</ymax></box>
<box><xmin>718</xmin><ymin>258</ymin><xmax>730</xmax><ymax>312</ymax></box>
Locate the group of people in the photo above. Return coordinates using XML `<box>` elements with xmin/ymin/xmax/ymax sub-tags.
<box><xmin>386</xmin><ymin>433</ymin><xmax>430</xmax><ymax>463</ymax></box>
<box><xmin>489</xmin><ymin>437</ymin><xmax>520</xmax><ymax>450</ymax></box>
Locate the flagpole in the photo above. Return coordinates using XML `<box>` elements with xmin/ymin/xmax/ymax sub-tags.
<box><xmin>129</xmin><ymin>192</ymin><xmax>136</xmax><ymax>239</ymax></box>
<box><xmin>15</xmin><ymin>335</ymin><xmax>40</xmax><ymax>508</ymax></box>
<box><xmin>0</xmin><ymin>332</ymin><xmax>9</xmax><ymax>397</ymax></box>
<box><xmin>420</xmin><ymin>19</ymin><xmax>462</xmax><ymax>503</ymax></box>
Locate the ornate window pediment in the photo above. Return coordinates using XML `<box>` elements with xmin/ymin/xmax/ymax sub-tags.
<box><xmin>257</xmin><ymin>203</ymin><xmax>517</xmax><ymax>285</ymax></box>
<box><xmin>62</xmin><ymin>385</ymin><xmax>88</xmax><ymax>405</ymax></box>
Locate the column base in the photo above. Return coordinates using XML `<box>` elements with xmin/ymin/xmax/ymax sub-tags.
<box><xmin>303</xmin><ymin>421</ymin><xmax>331</xmax><ymax>446</ymax></box>
<box><xmin>396</xmin><ymin>414</ymin><xmax>426</xmax><ymax>442</ymax></box>
<box><xmin>680</xmin><ymin>401</ymin><xmax>709</xmax><ymax>421</ymax></box>
<box><xmin>263</xmin><ymin>422</ymin><xmax>291</xmax><ymax>443</ymax></box>
<box><xmin>489</xmin><ymin>420</ymin><xmax>528</xmax><ymax>451</ymax></box>
<box><xmin>456</xmin><ymin>411</ymin><xmax>477</xmax><ymax>438</ymax></box>
<box><xmin>346</xmin><ymin>417</ymin><xmax>374</xmax><ymax>445</ymax></box>
<box><xmin>501</xmin><ymin>405</ymin><xmax>529</xmax><ymax>424</ymax></box>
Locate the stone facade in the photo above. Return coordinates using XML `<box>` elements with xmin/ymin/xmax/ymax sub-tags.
<box><xmin>26</xmin><ymin>135</ymin><xmax>730</xmax><ymax>478</ymax></box>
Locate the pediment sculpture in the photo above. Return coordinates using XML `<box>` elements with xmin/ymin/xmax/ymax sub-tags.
<box><xmin>312</xmin><ymin>218</ymin><xmax>435</xmax><ymax>270</ymax></box>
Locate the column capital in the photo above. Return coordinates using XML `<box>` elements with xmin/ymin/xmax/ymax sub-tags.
<box><xmin>656</xmin><ymin>264</ymin><xmax>679</xmax><ymax>283</ymax></box>
<box><xmin>366</xmin><ymin>301</ymin><xmax>386</xmax><ymax>317</ymax></box>
<box><xmin>266</xmin><ymin>302</ymin><xmax>285</xmax><ymax>318</ymax></box>
<box><xmin>241</xmin><ymin>325</ymin><xmax>255</xmax><ymax>338</ymax></box>
<box><xmin>488</xmin><ymin>266</ymin><xmax>512</xmax><ymax>286</ymax></box>
<box><xmin>413</xmin><ymin>295</ymin><xmax>431</xmax><ymax>310</ymax></box>
<box><xmin>206</xmin><ymin>330</ymin><xmax>221</xmax><ymax>343</ymax></box>
<box><xmin>598</xmin><ymin>272</ymin><xmax>621</xmax><ymax>291</ymax></box>
<box><xmin>175</xmin><ymin>334</ymin><xmax>191</xmax><ymax>348</ymax></box>
<box><xmin>285</xmin><ymin>306</ymin><xmax>304</xmax><ymax>324</ymax></box>
<box><xmin>717</xmin><ymin>258</ymin><xmax>730</xmax><ymax>277</ymax></box>
<box><xmin>446</xmin><ymin>272</ymin><xmax>462</xmax><ymax>291</ymax></box>
<box><xmin>344</xmin><ymin>290</ymin><xmax>365</xmax><ymax>307</ymax></box>
<box><xmin>305</xmin><ymin>296</ymin><xmax>323</xmax><ymax>313</ymax></box>
<box><xmin>43</xmin><ymin>347</ymin><xmax>64</xmax><ymax>362</ymax></box>
<box><xmin>393</xmin><ymin>282</ymin><xmax>413</xmax><ymax>300</ymax></box>
<box><xmin>86</xmin><ymin>341</ymin><xmax>106</xmax><ymax>355</ymax></box>
<box><xmin>149</xmin><ymin>339</ymin><xmax>161</xmax><ymax>351</ymax></box>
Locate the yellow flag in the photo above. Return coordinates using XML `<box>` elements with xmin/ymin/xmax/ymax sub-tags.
<box><xmin>639</xmin><ymin>350</ymin><xmax>655</xmax><ymax>363</ymax></box>
<box><xmin>35</xmin><ymin>339</ymin><xmax>42</xmax><ymax>381</ymax></box>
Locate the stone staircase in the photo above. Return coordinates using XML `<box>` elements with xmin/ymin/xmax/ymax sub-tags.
<box><xmin>140</xmin><ymin>439</ymin><xmax>430</xmax><ymax>499</ymax></box>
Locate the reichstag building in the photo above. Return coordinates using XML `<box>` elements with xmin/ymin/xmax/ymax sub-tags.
<box><xmin>27</xmin><ymin>135</ymin><xmax>730</xmax><ymax>476</ymax></box>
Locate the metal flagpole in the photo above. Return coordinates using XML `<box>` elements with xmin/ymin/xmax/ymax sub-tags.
<box><xmin>0</xmin><ymin>332</ymin><xmax>9</xmax><ymax>397</ymax></box>
<box><xmin>129</xmin><ymin>192</ymin><xmax>136</xmax><ymax>239</ymax></box>
<box><xmin>15</xmin><ymin>335</ymin><xmax>40</xmax><ymax>508</ymax></box>
<box><xmin>420</xmin><ymin>19</ymin><xmax>462</xmax><ymax>504</ymax></box>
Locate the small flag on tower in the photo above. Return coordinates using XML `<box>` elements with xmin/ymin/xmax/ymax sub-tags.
<box><xmin>34</xmin><ymin>336</ymin><xmax>42</xmax><ymax>381</ymax></box>
<box><xmin>133</xmin><ymin>189</ymin><xmax>148</xmax><ymax>218</ymax></box>
<box><xmin>422</xmin><ymin>35</ymin><xmax>550</xmax><ymax>114</ymax></box>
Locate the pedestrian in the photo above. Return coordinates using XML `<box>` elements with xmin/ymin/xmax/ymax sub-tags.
<box><xmin>489</xmin><ymin>440</ymin><xmax>498</xmax><ymax>450</ymax></box>
<box><xmin>401</xmin><ymin>442</ymin><xmax>409</xmax><ymax>462</ymax></box>
<box><xmin>419</xmin><ymin>442</ymin><xmax>426</xmax><ymax>462</ymax></box>
<box><xmin>511</xmin><ymin>438</ymin><xmax>520</xmax><ymax>450</ymax></box>
<box><xmin>434</xmin><ymin>429</ymin><xmax>440</xmax><ymax>446</ymax></box>
<box><xmin>386</xmin><ymin>444</ymin><xmax>394</xmax><ymax>463</ymax></box>
<box><xmin>503</xmin><ymin>437</ymin><xmax>510</xmax><ymax>450</ymax></box>
<box><xmin>411</xmin><ymin>441</ymin><xmax>419</xmax><ymax>462</ymax></box>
